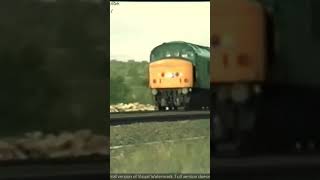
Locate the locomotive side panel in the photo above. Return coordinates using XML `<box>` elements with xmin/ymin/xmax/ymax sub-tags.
<box><xmin>211</xmin><ymin>0</ymin><xmax>266</xmax><ymax>83</ymax></box>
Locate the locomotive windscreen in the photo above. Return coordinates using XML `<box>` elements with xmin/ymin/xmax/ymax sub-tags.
<box><xmin>150</xmin><ymin>43</ymin><xmax>195</xmax><ymax>62</ymax></box>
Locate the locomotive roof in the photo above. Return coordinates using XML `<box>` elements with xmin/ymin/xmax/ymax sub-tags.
<box><xmin>154</xmin><ymin>41</ymin><xmax>210</xmax><ymax>56</ymax></box>
<box><xmin>150</xmin><ymin>41</ymin><xmax>210</xmax><ymax>62</ymax></box>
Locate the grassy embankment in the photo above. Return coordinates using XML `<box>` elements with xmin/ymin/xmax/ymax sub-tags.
<box><xmin>110</xmin><ymin>119</ymin><xmax>210</xmax><ymax>173</ymax></box>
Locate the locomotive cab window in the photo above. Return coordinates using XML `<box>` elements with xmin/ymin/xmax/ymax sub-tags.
<box><xmin>150</xmin><ymin>43</ymin><xmax>201</xmax><ymax>63</ymax></box>
<box><xmin>165</xmin><ymin>51</ymin><xmax>171</xmax><ymax>57</ymax></box>
<box><xmin>181</xmin><ymin>49</ymin><xmax>188</xmax><ymax>58</ymax></box>
<box><xmin>174</xmin><ymin>50</ymin><xmax>180</xmax><ymax>57</ymax></box>
<box><xmin>151</xmin><ymin>54</ymin><xmax>155</xmax><ymax>60</ymax></box>
<box><xmin>188</xmin><ymin>51</ymin><xmax>194</xmax><ymax>58</ymax></box>
<box><xmin>181</xmin><ymin>53</ymin><xmax>188</xmax><ymax>58</ymax></box>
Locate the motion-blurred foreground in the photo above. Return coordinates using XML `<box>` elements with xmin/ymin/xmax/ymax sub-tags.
<box><xmin>0</xmin><ymin>130</ymin><xmax>107</xmax><ymax>161</ymax></box>
<box><xmin>0</xmin><ymin>0</ymin><xmax>106</xmax><ymax>160</ymax></box>
<box><xmin>0</xmin><ymin>1</ymin><xmax>105</xmax><ymax>135</ymax></box>
<box><xmin>212</xmin><ymin>0</ymin><xmax>320</xmax><ymax>154</ymax></box>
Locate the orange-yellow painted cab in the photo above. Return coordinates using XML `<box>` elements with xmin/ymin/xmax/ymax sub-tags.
<box><xmin>149</xmin><ymin>41</ymin><xmax>210</xmax><ymax>110</ymax></box>
<box><xmin>149</xmin><ymin>59</ymin><xmax>193</xmax><ymax>89</ymax></box>
<box><xmin>211</xmin><ymin>0</ymin><xmax>266</xmax><ymax>83</ymax></box>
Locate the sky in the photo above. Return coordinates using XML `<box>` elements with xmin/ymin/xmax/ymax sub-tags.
<box><xmin>110</xmin><ymin>2</ymin><xmax>210</xmax><ymax>62</ymax></box>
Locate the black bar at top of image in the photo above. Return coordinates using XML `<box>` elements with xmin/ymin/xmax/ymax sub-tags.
<box><xmin>110</xmin><ymin>1</ymin><xmax>210</xmax><ymax>2</ymax></box>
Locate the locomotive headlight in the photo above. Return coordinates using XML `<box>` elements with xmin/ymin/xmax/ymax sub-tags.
<box><xmin>165</xmin><ymin>72</ymin><xmax>175</xmax><ymax>78</ymax></box>
<box><xmin>151</xmin><ymin>89</ymin><xmax>158</xmax><ymax>95</ymax></box>
<box><xmin>182</xmin><ymin>88</ymin><xmax>188</xmax><ymax>94</ymax></box>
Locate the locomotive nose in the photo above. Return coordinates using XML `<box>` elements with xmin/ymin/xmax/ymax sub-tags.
<box><xmin>149</xmin><ymin>59</ymin><xmax>193</xmax><ymax>89</ymax></box>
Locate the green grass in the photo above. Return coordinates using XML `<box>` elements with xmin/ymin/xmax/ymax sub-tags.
<box><xmin>110</xmin><ymin>119</ymin><xmax>210</xmax><ymax>147</ymax></box>
<box><xmin>110</xmin><ymin>119</ymin><xmax>210</xmax><ymax>173</ymax></box>
<box><xmin>110</xmin><ymin>137</ymin><xmax>210</xmax><ymax>173</ymax></box>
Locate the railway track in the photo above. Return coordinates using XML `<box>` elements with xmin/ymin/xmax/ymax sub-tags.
<box><xmin>0</xmin><ymin>156</ymin><xmax>108</xmax><ymax>180</ymax></box>
<box><xmin>109</xmin><ymin>110</ymin><xmax>210</xmax><ymax>126</ymax></box>
<box><xmin>213</xmin><ymin>155</ymin><xmax>320</xmax><ymax>180</ymax></box>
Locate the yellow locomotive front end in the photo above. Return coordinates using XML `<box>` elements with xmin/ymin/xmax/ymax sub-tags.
<box><xmin>149</xmin><ymin>58</ymin><xmax>194</xmax><ymax>110</ymax></box>
<box><xmin>211</xmin><ymin>0</ymin><xmax>267</xmax><ymax>152</ymax></box>
<box><xmin>149</xmin><ymin>41</ymin><xmax>210</xmax><ymax>110</ymax></box>
<box><xmin>149</xmin><ymin>59</ymin><xmax>193</xmax><ymax>89</ymax></box>
<box><xmin>148</xmin><ymin>42</ymin><xmax>197</xmax><ymax>110</ymax></box>
<box><xmin>211</xmin><ymin>0</ymin><xmax>266</xmax><ymax>83</ymax></box>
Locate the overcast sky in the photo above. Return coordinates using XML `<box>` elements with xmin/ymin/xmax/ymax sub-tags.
<box><xmin>110</xmin><ymin>2</ymin><xmax>210</xmax><ymax>61</ymax></box>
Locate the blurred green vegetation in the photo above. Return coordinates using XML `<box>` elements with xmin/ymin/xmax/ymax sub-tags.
<box><xmin>110</xmin><ymin>137</ymin><xmax>210</xmax><ymax>174</ymax></box>
<box><xmin>110</xmin><ymin>119</ymin><xmax>210</xmax><ymax>147</ymax></box>
<box><xmin>110</xmin><ymin>60</ymin><xmax>153</xmax><ymax>104</ymax></box>
<box><xmin>0</xmin><ymin>1</ymin><xmax>106</xmax><ymax>137</ymax></box>
<box><xmin>110</xmin><ymin>119</ymin><xmax>210</xmax><ymax>173</ymax></box>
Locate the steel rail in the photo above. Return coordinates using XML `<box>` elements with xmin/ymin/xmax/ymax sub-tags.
<box><xmin>109</xmin><ymin>110</ymin><xmax>210</xmax><ymax>126</ymax></box>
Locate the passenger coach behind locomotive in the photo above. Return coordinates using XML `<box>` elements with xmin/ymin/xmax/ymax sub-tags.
<box><xmin>149</xmin><ymin>41</ymin><xmax>210</xmax><ymax>110</ymax></box>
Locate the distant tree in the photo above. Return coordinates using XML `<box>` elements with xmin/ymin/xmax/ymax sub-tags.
<box><xmin>141</xmin><ymin>61</ymin><xmax>148</xmax><ymax>65</ymax></box>
<box><xmin>127</xmin><ymin>65</ymin><xmax>140</xmax><ymax>77</ymax></box>
<box><xmin>110</xmin><ymin>76</ymin><xmax>131</xmax><ymax>104</ymax></box>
